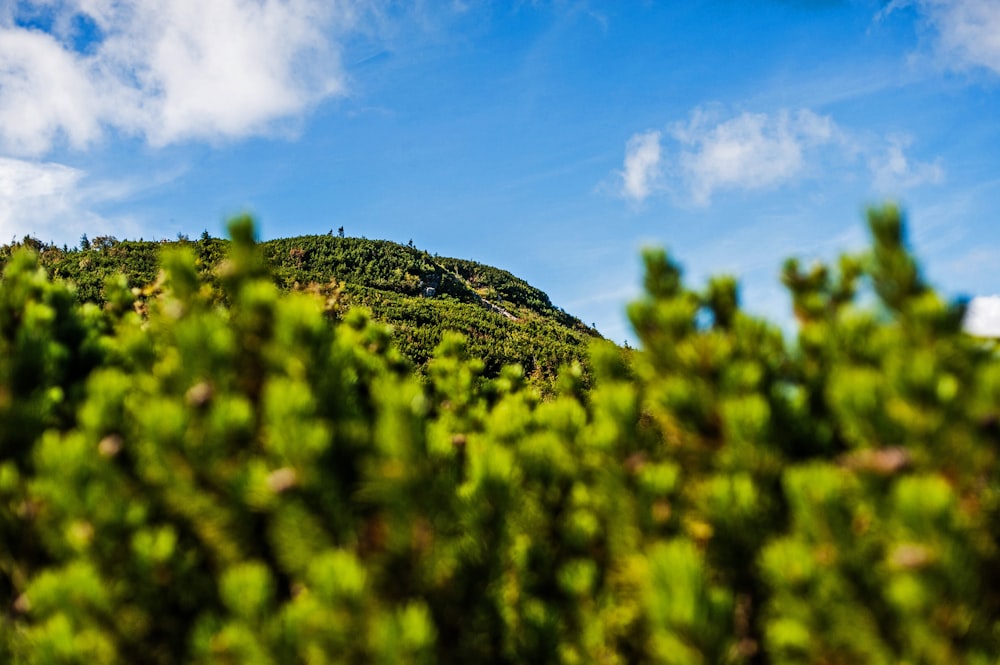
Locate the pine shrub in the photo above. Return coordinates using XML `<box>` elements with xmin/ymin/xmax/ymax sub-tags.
<box><xmin>1</xmin><ymin>207</ymin><xmax>998</xmax><ymax>664</ymax></box>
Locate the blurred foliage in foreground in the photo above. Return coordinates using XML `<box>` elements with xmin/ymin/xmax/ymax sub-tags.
<box><xmin>2</xmin><ymin>206</ymin><xmax>1000</xmax><ymax>664</ymax></box>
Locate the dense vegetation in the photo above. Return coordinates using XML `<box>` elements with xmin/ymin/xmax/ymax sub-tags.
<box><xmin>0</xmin><ymin>232</ymin><xmax>597</xmax><ymax>391</ymax></box>
<box><xmin>2</xmin><ymin>207</ymin><xmax>1000</xmax><ymax>664</ymax></box>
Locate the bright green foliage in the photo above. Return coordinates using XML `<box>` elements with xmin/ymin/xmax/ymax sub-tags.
<box><xmin>2</xmin><ymin>206</ymin><xmax>1000</xmax><ymax>664</ymax></box>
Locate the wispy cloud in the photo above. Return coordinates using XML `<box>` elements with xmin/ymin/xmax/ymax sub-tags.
<box><xmin>0</xmin><ymin>158</ymin><xmax>81</xmax><ymax>237</ymax></box>
<box><xmin>615</xmin><ymin>106</ymin><xmax>945</xmax><ymax>206</ymax></box>
<box><xmin>0</xmin><ymin>157</ymin><xmax>135</xmax><ymax>242</ymax></box>
<box><xmin>868</xmin><ymin>134</ymin><xmax>945</xmax><ymax>193</ymax></box>
<box><xmin>672</xmin><ymin>108</ymin><xmax>835</xmax><ymax>205</ymax></box>
<box><xmin>619</xmin><ymin>130</ymin><xmax>662</xmax><ymax>203</ymax></box>
<box><xmin>883</xmin><ymin>0</ymin><xmax>1000</xmax><ymax>76</ymax></box>
<box><xmin>0</xmin><ymin>0</ymin><xmax>357</xmax><ymax>156</ymax></box>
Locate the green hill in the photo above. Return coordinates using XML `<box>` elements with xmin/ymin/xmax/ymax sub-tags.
<box><xmin>1</xmin><ymin>231</ymin><xmax>600</xmax><ymax>391</ymax></box>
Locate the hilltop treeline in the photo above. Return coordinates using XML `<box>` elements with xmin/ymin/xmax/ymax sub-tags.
<box><xmin>0</xmin><ymin>231</ymin><xmax>597</xmax><ymax>392</ymax></box>
<box><xmin>2</xmin><ymin>207</ymin><xmax>1000</xmax><ymax>664</ymax></box>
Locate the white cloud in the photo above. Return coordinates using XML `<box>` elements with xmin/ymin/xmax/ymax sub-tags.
<box><xmin>0</xmin><ymin>157</ymin><xmax>87</xmax><ymax>241</ymax></box>
<box><xmin>887</xmin><ymin>0</ymin><xmax>1000</xmax><ymax>76</ymax></box>
<box><xmin>868</xmin><ymin>134</ymin><xmax>945</xmax><ymax>193</ymax></box>
<box><xmin>0</xmin><ymin>0</ymin><xmax>354</xmax><ymax>155</ymax></box>
<box><xmin>671</xmin><ymin>108</ymin><xmax>836</xmax><ymax>205</ymax></box>
<box><xmin>615</xmin><ymin>107</ymin><xmax>945</xmax><ymax>206</ymax></box>
<box><xmin>964</xmin><ymin>295</ymin><xmax>1000</xmax><ymax>337</ymax></box>
<box><xmin>0</xmin><ymin>157</ymin><xmax>139</xmax><ymax>243</ymax></box>
<box><xmin>619</xmin><ymin>130</ymin><xmax>662</xmax><ymax>203</ymax></box>
<box><xmin>0</xmin><ymin>27</ymin><xmax>108</xmax><ymax>155</ymax></box>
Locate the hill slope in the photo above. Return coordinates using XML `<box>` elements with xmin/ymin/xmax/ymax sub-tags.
<box><xmin>3</xmin><ymin>232</ymin><xmax>600</xmax><ymax>389</ymax></box>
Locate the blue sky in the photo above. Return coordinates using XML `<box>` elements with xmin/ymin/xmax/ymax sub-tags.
<box><xmin>1</xmin><ymin>0</ymin><xmax>999</xmax><ymax>342</ymax></box>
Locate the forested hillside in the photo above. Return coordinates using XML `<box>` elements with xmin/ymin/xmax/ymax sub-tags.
<box><xmin>3</xmin><ymin>207</ymin><xmax>1000</xmax><ymax>664</ymax></box>
<box><xmin>0</xmin><ymin>231</ymin><xmax>598</xmax><ymax>391</ymax></box>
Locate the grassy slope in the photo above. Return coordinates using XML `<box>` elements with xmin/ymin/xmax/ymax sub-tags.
<box><xmin>9</xmin><ymin>234</ymin><xmax>601</xmax><ymax>389</ymax></box>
